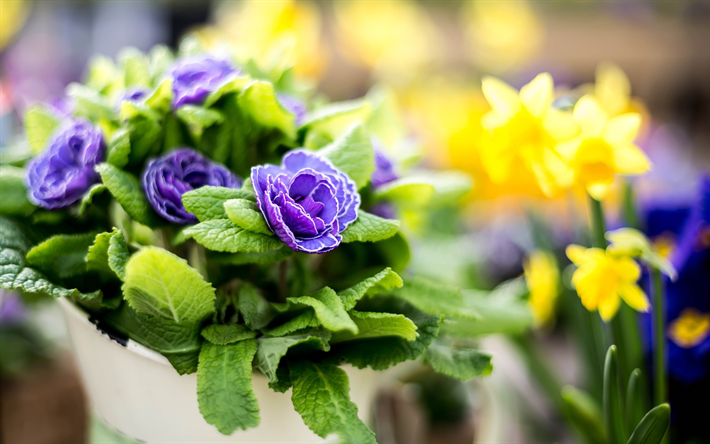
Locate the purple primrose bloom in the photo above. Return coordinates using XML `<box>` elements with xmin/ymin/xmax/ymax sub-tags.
<box><xmin>251</xmin><ymin>150</ymin><xmax>361</xmax><ymax>254</ymax></box>
<box><xmin>371</xmin><ymin>148</ymin><xmax>398</xmax><ymax>188</ymax></box>
<box><xmin>26</xmin><ymin>119</ymin><xmax>104</xmax><ymax>209</ymax></box>
<box><xmin>170</xmin><ymin>56</ymin><xmax>238</xmax><ymax>108</ymax></box>
<box><xmin>142</xmin><ymin>148</ymin><xmax>242</xmax><ymax>224</ymax></box>
<box><xmin>278</xmin><ymin>94</ymin><xmax>307</xmax><ymax>126</ymax></box>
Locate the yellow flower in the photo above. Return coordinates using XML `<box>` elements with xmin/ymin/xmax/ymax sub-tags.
<box><xmin>566</xmin><ymin>244</ymin><xmax>650</xmax><ymax>322</ymax></box>
<box><xmin>557</xmin><ymin>95</ymin><xmax>651</xmax><ymax>200</ymax></box>
<box><xmin>0</xmin><ymin>0</ymin><xmax>29</xmax><ymax>51</ymax></box>
<box><xmin>668</xmin><ymin>309</ymin><xmax>710</xmax><ymax>348</ymax></box>
<box><xmin>479</xmin><ymin>73</ymin><xmax>577</xmax><ymax>197</ymax></box>
<box><xmin>524</xmin><ymin>250</ymin><xmax>560</xmax><ymax>327</ymax></box>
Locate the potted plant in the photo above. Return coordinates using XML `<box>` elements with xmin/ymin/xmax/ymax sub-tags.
<box><xmin>0</xmin><ymin>39</ymin><xmax>493</xmax><ymax>442</ymax></box>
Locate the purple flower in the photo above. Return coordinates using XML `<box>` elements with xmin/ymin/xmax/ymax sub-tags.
<box><xmin>170</xmin><ymin>56</ymin><xmax>238</xmax><ymax>108</ymax></box>
<box><xmin>142</xmin><ymin>148</ymin><xmax>242</xmax><ymax>224</ymax></box>
<box><xmin>251</xmin><ymin>150</ymin><xmax>360</xmax><ymax>254</ymax></box>
<box><xmin>278</xmin><ymin>94</ymin><xmax>307</xmax><ymax>126</ymax></box>
<box><xmin>117</xmin><ymin>86</ymin><xmax>149</xmax><ymax>105</ymax></box>
<box><xmin>26</xmin><ymin>119</ymin><xmax>104</xmax><ymax>209</ymax></box>
<box><xmin>0</xmin><ymin>292</ymin><xmax>26</xmax><ymax>326</ymax></box>
<box><xmin>371</xmin><ymin>148</ymin><xmax>398</xmax><ymax>188</ymax></box>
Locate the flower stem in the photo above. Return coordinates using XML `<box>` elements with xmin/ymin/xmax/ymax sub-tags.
<box><xmin>652</xmin><ymin>268</ymin><xmax>666</xmax><ymax>406</ymax></box>
<box><xmin>588</xmin><ymin>195</ymin><xmax>607</xmax><ymax>249</ymax></box>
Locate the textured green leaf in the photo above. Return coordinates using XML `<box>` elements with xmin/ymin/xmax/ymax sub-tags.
<box><xmin>197</xmin><ymin>340</ymin><xmax>260</xmax><ymax>434</ymax></box>
<box><xmin>224</xmin><ymin>199</ymin><xmax>272</xmax><ymax>235</ymax></box>
<box><xmin>122</xmin><ymin>247</ymin><xmax>216</xmax><ymax>323</ymax></box>
<box><xmin>24</xmin><ymin>105</ymin><xmax>61</xmax><ymax>154</ymax></box>
<box><xmin>301</xmin><ymin>100</ymin><xmax>372</xmax><ymax>149</ymax></box>
<box><xmin>288</xmin><ymin>287</ymin><xmax>358</xmax><ymax>334</ymax></box>
<box><xmin>212</xmin><ymin>246</ymin><xmax>293</xmax><ymax>266</ymax></box>
<box><xmin>604</xmin><ymin>346</ymin><xmax>627</xmax><ymax>444</ymax></box>
<box><xmin>106</xmin><ymin>128</ymin><xmax>131</xmax><ymax>168</ymax></box>
<box><xmin>238</xmin><ymin>282</ymin><xmax>276</xmax><ymax>330</ymax></box>
<box><xmin>77</xmin><ymin>184</ymin><xmax>107</xmax><ymax>216</ymax></box>
<box><xmin>201</xmin><ymin>324</ymin><xmax>256</xmax><ymax>345</ymax></box>
<box><xmin>561</xmin><ymin>386</ymin><xmax>607</xmax><ymax>444</ymax></box>
<box><xmin>108</xmin><ymin>230</ymin><xmax>129</xmax><ymax>280</ymax></box>
<box><xmin>289</xmin><ymin>360</ymin><xmax>376</xmax><ymax>444</ymax></box>
<box><xmin>66</xmin><ymin>83</ymin><xmax>116</xmax><ymax>121</ymax></box>
<box><xmin>86</xmin><ymin>228</ymin><xmax>121</xmax><ymax>277</ymax></box>
<box><xmin>423</xmin><ymin>342</ymin><xmax>492</xmax><ymax>380</ymax></box>
<box><xmin>203</xmin><ymin>76</ymin><xmax>251</xmax><ymax>108</ymax></box>
<box><xmin>255</xmin><ymin>331</ymin><xmax>330</xmax><ymax>388</ymax></box>
<box><xmin>126</xmin><ymin>116</ymin><xmax>163</xmax><ymax>165</ymax></box>
<box><xmin>121</xmin><ymin>101</ymin><xmax>161</xmax><ymax>121</ymax></box>
<box><xmin>238</xmin><ymin>81</ymin><xmax>296</xmax><ymax>139</ymax></box>
<box><xmin>332</xmin><ymin>311</ymin><xmax>417</xmax><ymax>342</ymax></box>
<box><xmin>339</xmin><ymin>267</ymin><xmax>403</xmax><ymax>310</ymax></box>
<box><xmin>182</xmin><ymin>186</ymin><xmax>256</xmax><ymax>222</ymax></box>
<box><xmin>318</xmin><ymin>124</ymin><xmax>374</xmax><ymax>189</ymax></box>
<box><xmin>341</xmin><ymin>210</ymin><xmax>399</xmax><ymax>244</ymax></box>
<box><xmin>176</xmin><ymin>105</ymin><xmax>224</xmax><ymax>129</ymax></box>
<box><xmin>184</xmin><ymin>219</ymin><xmax>282</xmax><ymax>253</ymax></box>
<box><xmin>119</xmin><ymin>47</ymin><xmax>151</xmax><ymax>87</ymax></box>
<box><xmin>373</xmin><ymin>177</ymin><xmax>436</xmax><ymax>207</ymax></box>
<box><xmin>96</xmin><ymin>163</ymin><xmax>159</xmax><ymax>227</ymax></box>
<box><xmin>392</xmin><ymin>276</ymin><xmax>480</xmax><ymax>320</ymax></box>
<box><xmin>0</xmin><ymin>166</ymin><xmax>34</xmax><ymax>216</ymax></box>
<box><xmin>627</xmin><ymin>404</ymin><xmax>670</xmax><ymax>444</ymax></box>
<box><xmin>26</xmin><ymin>232</ymin><xmax>97</xmax><ymax>279</ymax></box>
<box><xmin>261</xmin><ymin>311</ymin><xmax>320</xmax><ymax>337</ymax></box>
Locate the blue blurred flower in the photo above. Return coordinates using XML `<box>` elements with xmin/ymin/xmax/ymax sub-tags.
<box><xmin>170</xmin><ymin>56</ymin><xmax>238</xmax><ymax>108</ymax></box>
<box><xmin>278</xmin><ymin>94</ymin><xmax>307</xmax><ymax>126</ymax></box>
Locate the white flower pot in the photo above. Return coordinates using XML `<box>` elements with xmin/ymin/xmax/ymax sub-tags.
<box><xmin>58</xmin><ymin>298</ymin><xmax>380</xmax><ymax>443</ymax></box>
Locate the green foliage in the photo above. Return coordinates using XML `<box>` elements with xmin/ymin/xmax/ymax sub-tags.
<box><xmin>331</xmin><ymin>310</ymin><xmax>418</xmax><ymax>342</ymax></box>
<box><xmin>182</xmin><ymin>186</ymin><xmax>256</xmax><ymax>222</ymax></box>
<box><xmin>24</xmin><ymin>105</ymin><xmax>60</xmax><ymax>154</ymax></box>
<box><xmin>119</xmin><ymin>47</ymin><xmax>151</xmax><ymax>87</ymax></box>
<box><xmin>287</xmin><ymin>287</ymin><xmax>358</xmax><ymax>334</ymax></box>
<box><xmin>197</xmin><ymin>341</ymin><xmax>260</xmax><ymax>434</ymax></box>
<box><xmin>238</xmin><ymin>282</ymin><xmax>275</xmax><ymax>330</ymax></box>
<box><xmin>318</xmin><ymin>124</ymin><xmax>375</xmax><ymax>190</ymax></box>
<box><xmin>289</xmin><ymin>360</ymin><xmax>376</xmax><ymax>444</ymax></box>
<box><xmin>145</xmin><ymin>79</ymin><xmax>173</xmax><ymax>113</ymax></box>
<box><xmin>341</xmin><ymin>210</ymin><xmax>400</xmax><ymax>244</ymax></box>
<box><xmin>122</xmin><ymin>247</ymin><xmax>216</xmax><ymax>323</ymax></box>
<box><xmin>604</xmin><ymin>346</ymin><xmax>627</xmax><ymax>444</ymax></box>
<box><xmin>391</xmin><ymin>275</ymin><xmax>479</xmax><ymax>320</ymax></box>
<box><xmin>238</xmin><ymin>81</ymin><xmax>296</xmax><ymax>140</ymax></box>
<box><xmin>201</xmin><ymin>324</ymin><xmax>256</xmax><ymax>345</ymax></box>
<box><xmin>77</xmin><ymin>184</ymin><xmax>107</xmax><ymax>216</ymax></box>
<box><xmin>561</xmin><ymin>386</ymin><xmax>606</xmax><ymax>444</ymax></box>
<box><xmin>254</xmin><ymin>330</ymin><xmax>331</xmax><ymax>388</ymax></box>
<box><xmin>423</xmin><ymin>342</ymin><xmax>492</xmax><ymax>381</ymax></box>
<box><xmin>106</xmin><ymin>128</ymin><xmax>131</xmax><ymax>168</ymax></box>
<box><xmin>212</xmin><ymin>246</ymin><xmax>293</xmax><ymax>266</ymax></box>
<box><xmin>26</xmin><ymin>232</ymin><xmax>97</xmax><ymax>280</ymax></box>
<box><xmin>224</xmin><ymin>198</ymin><xmax>273</xmax><ymax>235</ymax></box>
<box><xmin>338</xmin><ymin>267</ymin><xmax>403</xmax><ymax>310</ymax></box>
<box><xmin>373</xmin><ymin>177</ymin><xmax>436</xmax><ymax>207</ymax></box>
<box><xmin>96</xmin><ymin>163</ymin><xmax>160</xmax><ymax>227</ymax></box>
<box><xmin>108</xmin><ymin>230</ymin><xmax>129</xmax><ymax>280</ymax></box>
<box><xmin>626</xmin><ymin>369</ymin><xmax>646</xmax><ymax>434</ymax></box>
<box><xmin>0</xmin><ymin>166</ymin><xmax>34</xmax><ymax>216</ymax></box>
<box><xmin>67</xmin><ymin>83</ymin><xmax>116</xmax><ymax>121</ymax></box>
<box><xmin>301</xmin><ymin>99</ymin><xmax>372</xmax><ymax>149</ymax></box>
<box><xmin>176</xmin><ymin>105</ymin><xmax>225</xmax><ymax>138</ymax></box>
<box><xmin>184</xmin><ymin>219</ymin><xmax>282</xmax><ymax>253</ymax></box>
<box><xmin>86</xmin><ymin>229</ymin><xmax>119</xmax><ymax>277</ymax></box>
<box><xmin>627</xmin><ymin>404</ymin><xmax>670</xmax><ymax>444</ymax></box>
<box><xmin>261</xmin><ymin>311</ymin><xmax>320</xmax><ymax>337</ymax></box>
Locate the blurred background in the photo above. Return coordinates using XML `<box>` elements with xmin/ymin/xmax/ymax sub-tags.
<box><xmin>1</xmin><ymin>0</ymin><xmax>709</xmax><ymax>443</ymax></box>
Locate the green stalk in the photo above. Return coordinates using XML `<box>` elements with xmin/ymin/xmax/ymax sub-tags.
<box><xmin>652</xmin><ymin>268</ymin><xmax>666</xmax><ymax>406</ymax></box>
<box><xmin>513</xmin><ymin>335</ymin><xmax>566</xmax><ymax>413</ymax></box>
<box><xmin>587</xmin><ymin>195</ymin><xmax>611</xmax><ymax>380</ymax></box>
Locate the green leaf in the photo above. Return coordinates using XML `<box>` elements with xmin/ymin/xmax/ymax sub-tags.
<box><xmin>561</xmin><ymin>386</ymin><xmax>607</xmax><ymax>444</ymax></box>
<box><xmin>423</xmin><ymin>342</ymin><xmax>492</xmax><ymax>381</ymax></box>
<box><xmin>212</xmin><ymin>246</ymin><xmax>293</xmax><ymax>266</ymax></box>
<box><xmin>182</xmin><ymin>186</ymin><xmax>256</xmax><ymax>222</ymax></box>
<box><xmin>317</xmin><ymin>124</ymin><xmax>374</xmax><ymax>190</ymax></box>
<box><xmin>144</xmin><ymin>79</ymin><xmax>173</xmax><ymax>113</ymax></box>
<box><xmin>126</xmin><ymin>116</ymin><xmax>163</xmax><ymax>165</ymax></box>
<box><xmin>289</xmin><ymin>360</ymin><xmax>376</xmax><ymax>444</ymax></box>
<box><xmin>85</xmin><ymin>55</ymin><xmax>120</xmax><ymax>93</ymax></box>
<box><xmin>224</xmin><ymin>199</ymin><xmax>272</xmax><ymax>235</ymax></box>
<box><xmin>338</xmin><ymin>267</ymin><xmax>403</xmax><ymax>310</ymax></box>
<box><xmin>108</xmin><ymin>229</ymin><xmax>129</xmax><ymax>281</ymax></box>
<box><xmin>341</xmin><ymin>210</ymin><xmax>399</xmax><ymax>244</ymax></box>
<box><xmin>119</xmin><ymin>47</ymin><xmax>151</xmax><ymax>87</ymax></box>
<box><xmin>255</xmin><ymin>331</ymin><xmax>331</xmax><ymax>388</ymax></box>
<box><xmin>0</xmin><ymin>166</ymin><xmax>34</xmax><ymax>216</ymax></box>
<box><xmin>288</xmin><ymin>287</ymin><xmax>358</xmax><ymax>334</ymax></box>
<box><xmin>604</xmin><ymin>345</ymin><xmax>627</xmax><ymax>444</ymax></box>
<box><xmin>85</xmin><ymin>228</ymin><xmax>121</xmax><ymax>277</ymax></box>
<box><xmin>627</xmin><ymin>404</ymin><xmax>670</xmax><ymax>444</ymax></box>
<box><xmin>0</xmin><ymin>217</ymin><xmax>100</xmax><ymax>301</ymax></box>
<box><xmin>66</xmin><ymin>83</ymin><xmax>116</xmax><ymax>121</ymax></box>
<box><xmin>422</xmin><ymin>170</ymin><xmax>474</xmax><ymax>205</ymax></box>
<box><xmin>184</xmin><ymin>219</ymin><xmax>282</xmax><ymax>253</ymax></box>
<box><xmin>203</xmin><ymin>76</ymin><xmax>251</xmax><ymax>108</ymax></box>
<box><xmin>96</xmin><ymin>163</ymin><xmax>159</xmax><ymax>227</ymax></box>
<box><xmin>302</xmin><ymin>100</ymin><xmax>372</xmax><ymax>149</ymax></box>
<box><xmin>375</xmin><ymin>231</ymin><xmax>411</xmax><ymax>273</ymax></box>
<box><xmin>391</xmin><ymin>276</ymin><xmax>479</xmax><ymax>320</ymax></box>
<box><xmin>176</xmin><ymin>105</ymin><xmax>224</xmax><ymax>129</ymax></box>
<box><xmin>148</xmin><ymin>45</ymin><xmax>174</xmax><ymax>85</ymax></box>
<box><xmin>121</xmin><ymin>101</ymin><xmax>161</xmax><ymax>121</ymax></box>
<box><xmin>626</xmin><ymin>369</ymin><xmax>646</xmax><ymax>435</ymax></box>
<box><xmin>24</xmin><ymin>105</ymin><xmax>61</xmax><ymax>154</ymax></box>
<box><xmin>261</xmin><ymin>311</ymin><xmax>320</xmax><ymax>337</ymax></box>
<box><xmin>373</xmin><ymin>177</ymin><xmax>435</xmax><ymax>207</ymax></box>
<box><xmin>26</xmin><ymin>232</ymin><xmax>97</xmax><ymax>279</ymax></box>
<box><xmin>238</xmin><ymin>81</ymin><xmax>296</xmax><ymax>140</ymax></box>
<box><xmin>122</xmin><ymin>246</ymin><xmax>216</xmax><ymax>323</ymax></box>
<box><xmin>238</xmin><ymin>282</ymin><xmax>276</xmax><ymax>330</ymax></box>
<box><xmin>77</xmin><ymin>184</ymin><xmax>107</xmax><ymax>216</ymax></box>
<box><xmin>201</xmin><ymin>324</ymin><xmax>256</xmax><ymax>345</ymax></box>
<box><xmin>197</xmin><ymin>340</ymin><xmax>260</xmax><ymax>434</ymax></box>
<box><xmin>106</xmin><ymin>128</ymin><xmax>131</xmax><ymax>168</ymax></box>
<box><xmin>332</xmin><ymin>311</ymin><xmax>417</xmax><ymax>342</ymax></box>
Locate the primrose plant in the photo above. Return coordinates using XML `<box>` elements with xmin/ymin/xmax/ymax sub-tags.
<box><xmin>0</xmin><ymin>43</ymin><xmax>489</xmax><ymax>441</ymax></box>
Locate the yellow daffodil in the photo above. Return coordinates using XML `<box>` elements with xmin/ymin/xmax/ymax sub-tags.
<box><xmin>0</xmin><ymin>0</ymin><xmax>29</xmax><ymax>50</ymax></box>
<box><xmin>461</xmin><ymin>0</ymin><xmax>544</xmax><ymax>73</ymax></box>
<box><xmin>524</xmin><ymin>250</ymin><xmax>560</xmax><ymax>327</ymax></box>
<box><xmin>594</xmin><ymin>62</ymin><xmax>649</xmax><ymax>120</ymax></box>
<box><xmin>606</xmin><ymin>227</ymin><xmax>677</xmax><ymax>280</ymax></box>
<box><xmin>557</xmin><ymin>95</ymin><xmax>651</xmax><ymax>200</ymax></box>
<box><xmin>668</xmin><ymin>309</ymin><xmax>710</xmax><ymax>348</ymax></box>
<box><xmin>479</xmin><ymin>73</ymin><xmax>577</xmax><ymax>197</ymax></box>
<box><xmin>566</xmin><ymin>244</ymin><xmax>650</xmax><ymax>322</ymax></box>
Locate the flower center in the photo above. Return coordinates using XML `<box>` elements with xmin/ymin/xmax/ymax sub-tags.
<box><xmin>574</xmin><ymin>138</ymin><xmax>615</xmax><ymax>186</ymax></box>
<box><xmin>668</xmin><ymin>308</ymin><xmax>710</xmax><ymax>348</ymax></box>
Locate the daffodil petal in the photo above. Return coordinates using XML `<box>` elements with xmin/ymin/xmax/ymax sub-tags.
<box><xmin>598</xmin><ymin>293</ymin><xmax>621</xmax><ymax>321</ymax></box>
<box><xmin>566</xmin><ymin>244</ymin><xmax>587</xmax><ymax>265</ymax></box>
<box><xmin>574</xmin><ymin>95</ymin><xmax>607</xmax><ymax>137</ymax></box>
<box><xmin>587</xmin><ymin>182</ymin><xmax>612</xmax><ymax>200</ymax></box>
<box><xmin>603</xmin><ymin>113</ymin><xmax>641</xmax><ymax>144</ymax></box>
<box><xmin>618</xmin><ymin>283</ymin><xmax>650</xmax><ymax>312</ymax></box>
<box><xmin>482</xmin><ymin>76</ymin><xmax>521</xmax><ymax>119</ymax></box>
<box><xmin>520</xmin><ymin>73</ymin><xmax>553</xmax><ymax>118</ymax></box>
<box><xmin>555</xmin><ymin>138</ymin><xmax>581</xmax><ymax>163</ymax></box>
<box><xmin>595</xmin><ymin>61</ymin><xmax>631</xmax><ymax>117</ymax></box>
<box><xmin>543</xmin><ymin>148</ymin><xmax>574</xmax><ymax>187</ymax></box>
<box><xmin>615</xmin><ymin>256</ymin><xmax>641</xmax><ymax>282</ymax></box>
<box><xmin>544</xmin><ymin>108</ymin><xmax>579</xmax><ymax>141</ymax></box>
<box><xmin>613</xmin><ymin>144</ymin><xmax>651</xmax><ymax>175</ymax></box>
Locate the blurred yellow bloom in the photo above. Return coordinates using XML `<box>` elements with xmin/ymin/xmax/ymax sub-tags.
<box><xmin>210</xmin><ymin>0</ymin><xmax>325</xmax><ymax>79</ymax></box>
<box><xmin>461</xmin><ymin>0</ymin><xmax>544</xmax><ymax>73</ymax></box>
<box><xmin>479</xmin><ymin>73</ymin><xmax>577</xmax><ymax>197</ymax></box>
<box><xmin>668</xmin><ymin>309</ymin><xmax>710</xmax><ymax>348</ymax></box>
<box><xmin>0</xmin><ymin>0</ymin><xmax>29</xmax><ymax>50</ymax></box>
<box><xmin>566</xmin><ymin>245</ymin><xmax>650</xmax><ymax>322</ymax></box>
<box><xmin>334</xmin><ymin>0</ymin><xmax>437</xmax><ymax>82</ymax></box>
<box><xmin>524</xmin><ymin>250</ymin><xmax>559</xmax><ymax>327</ymax></box>
<box><xmin>557</xmin><ymin>95</ymin><xmax>651</xmax><ymax>200</ymax></box>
